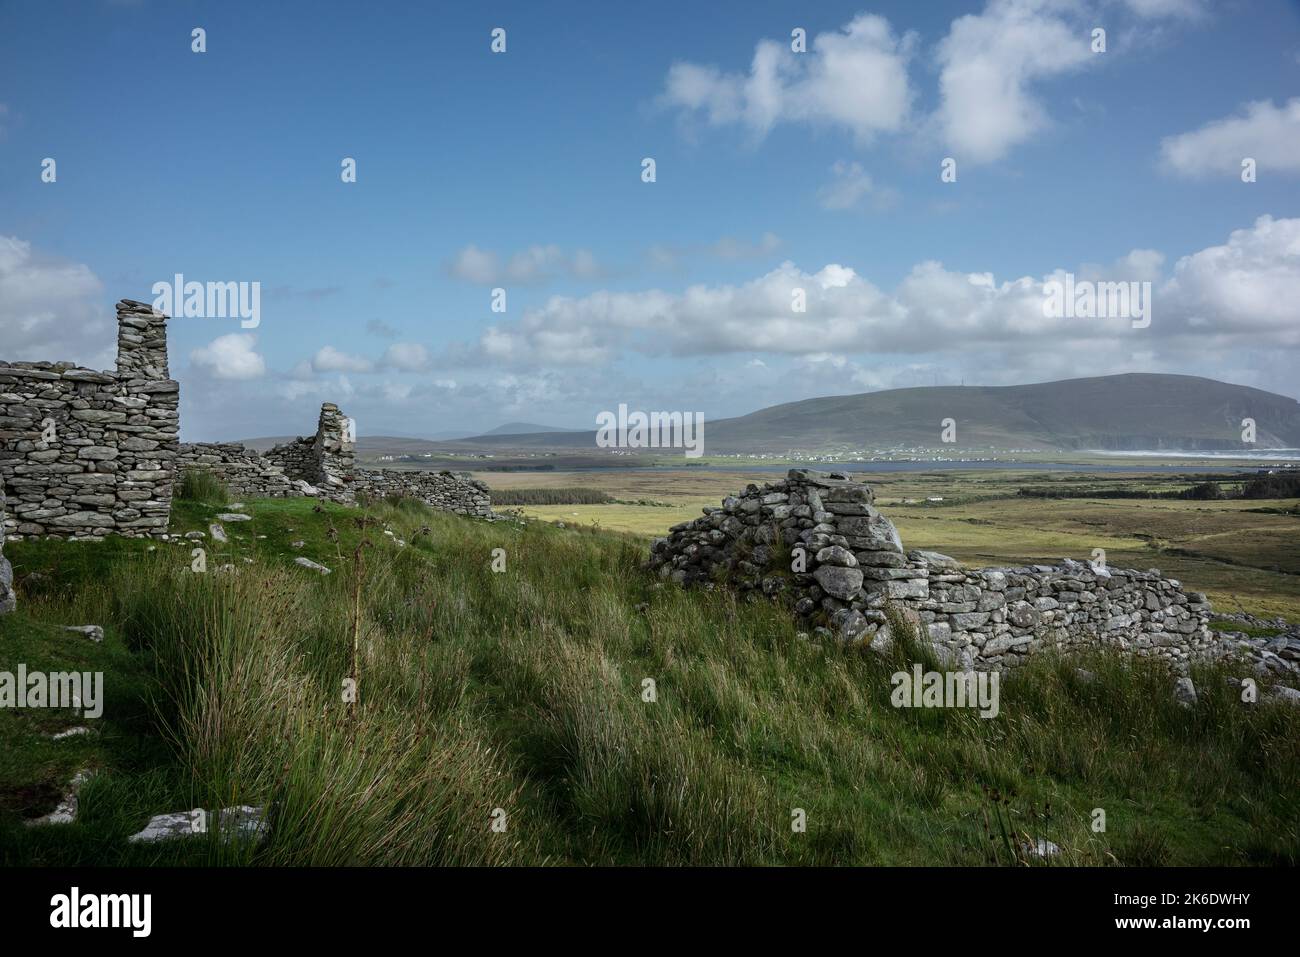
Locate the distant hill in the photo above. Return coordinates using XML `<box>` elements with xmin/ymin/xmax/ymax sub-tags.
<box><xmin>483</xmin><ymin>422</ymin><xmax>582</xmax><ymax>436</ymax></box>
<box><xmin>439</xmin><ymin>374</ymin><xmax>1300</xmax><ymax>454</ymax></box>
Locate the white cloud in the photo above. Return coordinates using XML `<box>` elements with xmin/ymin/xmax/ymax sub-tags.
<box><xmin>464</xmin><ymin>216</ymin><xmax>1300</xmax><ymax>365</ymax></box>
<box><xmin>312</xmin><ymin>345</ymin><xmax>374</xmax><ymax>373</ymax></box>
<box><xmin>661</xmin><ymin>13</ymin><xmax>916</xmax><ymax>143</ymax></box>
<box><xmin>0</xmin><ymin>236</ymin><xmax>113</xmax><ymax>368</ymax></box>
<box><xmin>382</xmin><ymin>342</ymin><xmax>430</xmax><ymax>371</ymax></box>
<box><xmin>446</xmin><ymin>244</ymin><xmax>604</xmax><ymax>285</ymax></box>
<box><xmin>934</xmin><ymin>0</ymin><xmax>1094</xmax><ymax>164</ymax></box>
<box><xmin>1160</xmin><ymin>98</ymin><xmax>1300</xmax><ymax>177</ymax></box>
<box><xmin>1162</xmin><ymin>215</ymin><xmax>1300</xmax><ymax>338</ymax></box>
<box><xmin>190</xmin><ymin>334</ymin><xmax>266</xmax><ymax>380</ymax></box>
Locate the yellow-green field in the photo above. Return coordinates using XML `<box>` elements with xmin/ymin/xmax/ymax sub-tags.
<box><xmin>473</xmin><ymin>468</ymin><xmax>1300</xmax><ymax>620</ymax></box>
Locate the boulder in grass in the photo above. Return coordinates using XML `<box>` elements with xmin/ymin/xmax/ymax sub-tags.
<box><xmin>1022</xmin><ymin>838</ymin><xmax>1061</xmax><ymax>859</ymax></box>
<box><xmin>62</xmin><ymin>625</ymin><xmax>104</xmax><ymax>643</ymax></box>
<box><xmin>294</xmin><ymin>557</ymin><xmax>331</xmax><ymax>575</ymax></box>
<box><xmin>128</xmin><ymin>805</ymin><xmax>267</xmax><ymax>844</ymax></box>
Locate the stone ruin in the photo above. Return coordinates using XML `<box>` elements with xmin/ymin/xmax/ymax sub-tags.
<box><xmin>174</xmin><ymin>402</ymin><xmax>359</xmax><ymax>502</ymax></box>
<box><xmin>0</xmin><ymin>301</ymin><xmax>179</xmax><ymax>540</ymax></box>
<box><xmin>0</xmin><ymin>297</ymin><xmax>493</xmax><ymax>548</ymax></box>
<box><xmin>176</xmin><ymin>415</ymin><xmax>492</xmax><ymax>519</ymax></box>
<box><xmin>649</xmin><ymin>468</ymin><xmax>1219</xmax><ymax>673</ymax></box>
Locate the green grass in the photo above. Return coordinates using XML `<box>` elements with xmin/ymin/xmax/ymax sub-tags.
<box><xmin>176</xmin><ymin>469</ymin><xmax>230</xmax><ymax>506</ymax></box>
<box><xmin>1</xmin><ymin>495</ymin><xmax>1297</xmax><ymax>865</ymax></box>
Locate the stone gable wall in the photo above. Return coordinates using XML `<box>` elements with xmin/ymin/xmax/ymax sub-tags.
<box><xmin>0</xmin><ymin>301</ymin><xmax>180</xmax><ymax>540</ymax></box>
<box><xmin>649</xmin><ymin>468</ymin><xmax>1215</xmax><ymax>672</ymax></box>
<box><xmin>263</xmin><ymin>403</ymin><xmax>354</xmax><ymax>493</ymax></box>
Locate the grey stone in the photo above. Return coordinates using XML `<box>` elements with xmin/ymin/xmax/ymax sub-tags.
<box><xmin>814</xmin><ymin>565</ymin><xmax>864</xmax><ymax>600</ymax></box>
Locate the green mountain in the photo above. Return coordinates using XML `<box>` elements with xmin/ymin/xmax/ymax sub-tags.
<box><xmin>449</xmin><ymin>374</ymin><xmax>1300</xmax><ymax>453</ymax></box>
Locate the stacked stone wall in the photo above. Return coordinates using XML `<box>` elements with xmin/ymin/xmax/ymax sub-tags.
<box><xmin>3</xmin><ymin>295</ymin><xmax>492</xmax><ymax>538</ymax></box>
<box><xmin>351</xmin><ymin>469</ymin><xmax>492</xmax><ymax>517</ymax></box>
<box><xmin>649</xmin><ymin>469</ymin><xmax>1216</xmax><ymax>673</ymax></box>
<box><xmin>174</xmin><ymin>442</ymin><xmax>305</xmax><ymax>499</ymax></box>
<box><xmin>0</xmin><ymin>301</ymin><xmax>180</xmax><ymax>540</ymax></box>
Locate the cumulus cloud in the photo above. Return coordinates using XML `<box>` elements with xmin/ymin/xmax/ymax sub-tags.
<box><xmin>190</xmin><ymin>334</ymin><xmax>267</xmax><ymax>380</ymax></box>
<box><xmin>311</xmin><ymin>346</ymin><xmax>375</xmax><ymax>373</ymax></box>
<box><xmin>1160</xmin><ymin>98</ymin><xmax>1300</xmax><ymax>177</ymax></box>
<box><xmin>461</xmin><ymin>216</ymin><xmax>1300</xmax><ymax>366</ymax></box>
<box><xmin>381</xmin><ymin>342</ymin><xmax>430</xmax><ymax>372</ymax></box>
<box><xmin>446</xmin><ymin>244</ymin><xmax>604</xmax><ymax>285</ymax></box>
<box><xmin>934</xmin><ymin>0</ymin><xmax>1095</xmax><ymax>164</ymax></box>
<box><xmin>661</xmin><ymin>13</ymin><xmax>916</xmax><ymax>143</ymax></box>
<box><xmin>1162</xmin><ymin>215</ymin><xmax>1300</xmax><ymax>338</ymax></box>
<box><xmin>0</xmin><ymin>236</ymin><xmax>113</xmax><ymax>368</ymax></box>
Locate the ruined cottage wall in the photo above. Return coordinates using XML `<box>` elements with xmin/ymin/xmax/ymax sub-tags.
<box><xmin>174</xmin><ymin>442</ymin><xmax>305</xmax><ymax>499</ymax></box>
<box><xmin>265</xmin><ymin>403</ymin><xmax>354</xmax><ymax>492</ymax></box>
<box><xmin>264</xmin><ymin>436</ymin><xmax>316</xmax><ymax>483</ymax></box>
<box><xmin>351</xmin><ymin>469</ymin><xmax>493</xmax><ymax>517</ymax></box>
<box><xmin>648</xmin><ymin>469</ymin><xmax>1213</xmax><ymax>672</ymax></box>
<box><xmin>180</xmin><ymin>405</ymin><xmax>489</xmax><ymax>517</ymax></box>
<box><xmin>3</xmin><ymin>297</ymin><xmax>489</xmax><ymax>537</ymax></box>
<box><xmin>312</xmin><ymin>403</ymin><xmax>354</xmax><ymax>490</ymax></box>
<box><xmin>0</xmin><ymin>301</ymin><xmax>180</xmax><ymax>540</ymax></box>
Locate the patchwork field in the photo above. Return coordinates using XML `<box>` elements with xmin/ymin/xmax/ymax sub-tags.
<box><xmin>474</xmin><ymin>468</ymin><xmax>1300</xmax><ymax>620</ymax></box>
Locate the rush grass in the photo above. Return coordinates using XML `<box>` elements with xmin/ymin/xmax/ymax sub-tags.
<box><xmin>1</xmin><ymin>494</ymin><xmax>1296</xmax><ymax>865</ymax></box>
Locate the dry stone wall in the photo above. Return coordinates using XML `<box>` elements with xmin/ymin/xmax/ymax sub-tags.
<box><xmin>351</xmin><ymin>469</ymin><xmax>493</xmax><ymax>517</ymax></box>
<box><xmin>178</xmin><ymin>406</ymin><xmax>490</xmax><ymax>516</ymax></box>
<box><xmin>0</xmin><ymin>301</ymin><xmax>180</xmax><ymax>541</ymax></box>
<box><xmin>174</xmin><ymin>443</ymin><xmax>307</xmax><ymax>499</ymax></box>
<box><xmin>262</xmin><ymin>403</ymin><xmax>355</xmax><ymax>495</ymax></box>
<box><xmin>649</xmin><ymin>469</ymin><xmax>1216</xmax><ymax>673</ymax></box>
<box><xmin>2</xmin><ymin>294</ymin><xmax>491</xmax><ymax>539</ymax></box>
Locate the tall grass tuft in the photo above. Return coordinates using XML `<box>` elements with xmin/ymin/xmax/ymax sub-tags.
<box><xmin>175</xmin><ymin>469</ymin><xmax>229</xmax><ymax>505</ymax></box>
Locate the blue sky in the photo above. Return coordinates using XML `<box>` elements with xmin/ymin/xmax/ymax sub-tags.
<box><xmin>2</xmin><ymin>0</ymin><xmax>1298</xmax><ymax>440</ymax></box>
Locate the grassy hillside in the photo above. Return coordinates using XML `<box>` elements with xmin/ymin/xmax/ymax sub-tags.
<box><xmin>2</xmin><ymin>493</ymin><xmax>1297</xmax><ymax>865</ymax></box>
